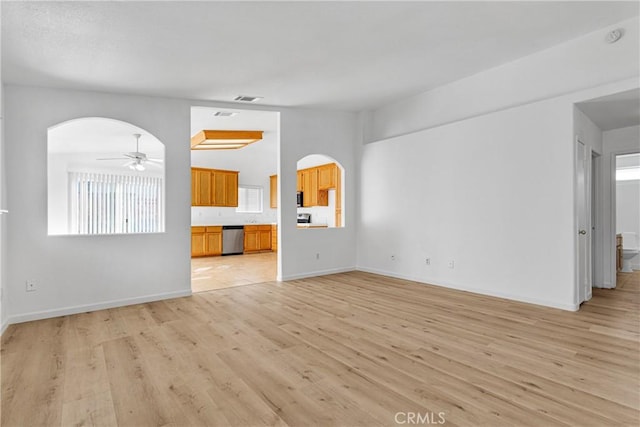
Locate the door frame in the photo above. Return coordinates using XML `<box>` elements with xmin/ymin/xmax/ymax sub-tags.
<box><xmin>574</xmin><ymin>137</ymin><xmax>592</xmax><ymax>306</ymax></box>
<box><xmin>608</xmin><ymin>149</ymin><xmax>640</xmax><ymax>287</ymax></box>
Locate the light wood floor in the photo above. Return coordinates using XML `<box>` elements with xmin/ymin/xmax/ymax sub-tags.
<box><xmin>191</xmin><ymin>252</ymin><xmax>277</xmax><ymax>292</ymax></box>
<box><xmin>2</xmin><ymin>271</ymin><xmax>639</xmax><ymax>426</ymax></box>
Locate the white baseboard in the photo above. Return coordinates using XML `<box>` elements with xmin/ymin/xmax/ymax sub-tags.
<box><xmin>281</xmin><ymin>266</ymin><xmax>356</xmax><ymax>281</ymax></box>
<box><xmin>356</xmin><ymin>266</ymin><xmax>579</xmax><ymax>312</ymax></box>
<box><xmin>7</xmin><ymin>289</ymin><xmax>192</xmax><ymax>325</ymax></box>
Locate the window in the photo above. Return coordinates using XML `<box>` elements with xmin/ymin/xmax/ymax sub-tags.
<box><xmin>236</xmin><ymin>186</ymin><xmax>263</xmax><ymax>213</ymax></box>
<box><xmin>70</xmin><ymin>171</ymin><xmax>164</xmax><ymax>234</ymax></box>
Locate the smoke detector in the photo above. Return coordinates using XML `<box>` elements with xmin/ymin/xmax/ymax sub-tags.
<box><xmin>605</xmin><ymin>29</ymin><xmax>623</xmax><ymax>44</ymax></box>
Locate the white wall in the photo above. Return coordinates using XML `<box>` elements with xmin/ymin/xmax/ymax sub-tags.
<box><xmin>191</xmin><ymin>116</ymin><xmax>278</xmax><ymax>226</ymax></box>
<box><xmin>279</xmin><ymin>109</ymin><xmax>358</xmax><ymax>280</ymax></box>
<box><xmin>0</xmin><ymin>0</ymin><xmax>6</xmax><ymax>332</ymax></box>
<box><xmin>358</xmin><ymin>96</ymin><xmax>579</xmax><ymax>310</ymax></box>
<box><xmin>365</xmin><ymin>17</ymin><xmax>639</xmax><ymax>143</ymax></box>
<box><xmin>603</xmin><ymin>126</ymin><xmax>640</xmax><ymax>279</ymax></box>
<box><xmin>4</xmin><ymin>86</ymin><xmax>358</xmax><ymax>323</ymax></box>
<box><xmin>4</xmin><ymin>86</ymin><xmax>192</xmax><ymax>323</ymax></box>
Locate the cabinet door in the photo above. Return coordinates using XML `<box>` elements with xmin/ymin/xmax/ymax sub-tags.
<box><xmin>191</xmin><ymin>233</ymin><xmax>206</xmax><ymax>257</ymax></box>
<box><xmin>195</xmin><ymin>169</ymin><xmax>213</xmax><ymax>206</ymax></box>
<box><xmin>212</xmin><ymin>171</ymin><xmax>226</xmax><ymax>206</ymax></box>
<box><xmin>244</xmin><ymin>230</ymin><xmax>259</xmax><ymax>252</ymax></box>
<box><xmin>297</xmin><ymin>171</ymin><xmax>303</xmax><ymax>192</ymax></box>
<box><xmin>302</xmin><ymin>170</ymin><xmax>318</xmax><ymax>206</ymax></box>
<box><xmin>206</xmin><ymin>232</ymin><xmax>222</xmax><ymax>256</ymax></box>
<box><xmin>318</xmin><ymin>164</ymin><xmax>336</xmax><ymax>190</ymax></box>
<box><xmin>225</xmin><ymin>172</ymin><xmax>238</xmax><ymax>207</ymax></box>
<box><xmin>270</xmin><ymin>175</ymin><xmax>277</xmax><ymax>209</ymax></box>
<box><xmin>191</xmin><ymin>169</ymin><xmax>198</xmax><ymax>206</ymax></box>
<box><xmin>259</xmin><ymin>230</ymin><xmax>271</xmax><ymax>250</ymax></box>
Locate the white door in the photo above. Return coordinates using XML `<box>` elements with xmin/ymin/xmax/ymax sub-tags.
<box><xmin>576</xmin><ymin>140</ymin><xmax>591</xmax><ymax>304</ymax></box>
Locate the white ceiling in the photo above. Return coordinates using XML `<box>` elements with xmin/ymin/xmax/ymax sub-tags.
<box><xmin>2</xmin><ymin>1</ymin><xmax>638</xmax><ymax>112</ymax></box>
<box><xmin>577</xmin><ymin>89</ymin><xmax>640</xmax><ymax>131</ymax></box>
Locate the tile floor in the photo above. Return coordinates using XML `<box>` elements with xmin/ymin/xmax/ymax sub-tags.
<box><xmin>191</xmin><ymin>251</ymin><xmax>277</xmax><ymax>292</ymax></box>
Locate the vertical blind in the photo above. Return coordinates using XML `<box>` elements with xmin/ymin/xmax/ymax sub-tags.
<box><xmin>236</xmin><ymin>186</ymin><xmax>263</xmax><ymax>213</ymax></box>
<box><xmin>69</xmin><ymin>171</ymin><xmax>164</xmax><ymax>234</ymax></box>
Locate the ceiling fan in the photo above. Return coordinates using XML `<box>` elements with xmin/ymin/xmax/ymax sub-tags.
<box><xmin>97</xmin><ymin>133</ymin><xmax>163</xmax><ymax>171</ymax></box>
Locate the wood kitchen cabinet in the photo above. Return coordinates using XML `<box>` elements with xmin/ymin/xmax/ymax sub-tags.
<box><xmin>299</xmin><ymin>167</ymin><xmax>328</xmax><ymax>207</ymax></box>
<box><xmin>191</xmin><ymin>226</ymin><xmax>222</xmax><ymax>257</ymax></box>
<box><xmin>318</xmin><ymin>163</ymin><xmax>337</xmax><ymax>190</ymax></box>
<box><xmin>296</xmin><ymin>171</ymin><xmax>303</xmax><ymax>192</ymax></box>
<box><xmin>244</xmin><ymin>225</ymin><xmax>272</xmax><ymax>252</ymax></box>
<box><xmin>191</xmin><ymin>167</ymin><xmax>239</xmax><ymax>207</ymax></box>
<box><xmin>270</xmin><ymin>175</ymin><xmax>277</xmax><ymax>208</ymax></box>
<box><xmin>192</xmin><ymin>169</ymin><xmax>213</xmax><ymax>206</ymax></box>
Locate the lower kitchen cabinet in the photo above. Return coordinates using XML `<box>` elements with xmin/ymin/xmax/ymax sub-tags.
<box><xmin>191</xmin><ymin>226</ymin><xmax>222</xmax><ymax>257</ymax></box>
<box><xmin>244</xmin><ymin>225</ymin><xmax>272</xmax><ymax>252</ymax></box>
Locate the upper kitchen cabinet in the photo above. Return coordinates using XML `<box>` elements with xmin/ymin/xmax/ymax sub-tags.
<box><xmin>191</xmin><ymin>167</ymin><xmax>239</xmax><ymax>207</ymax></box>
<box><xmin>318</xmin><ymin>163</ymin><xmax>337</xmax><ymax>190</ymax></box>
<box><xmin>298</xmin><ymin>166</ymin><xmax>328</xmax><ymax>207</ymax></box>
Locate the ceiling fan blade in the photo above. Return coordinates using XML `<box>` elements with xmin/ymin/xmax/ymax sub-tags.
<box><xmin>96</xmin><ymin>157</ymin><xmax>128</xmax><ymax>161</ymax></box>
<box><xmin>147</xmin><ymin>159</ymin><xmax>164</xmax><ymax>164</ymax></box>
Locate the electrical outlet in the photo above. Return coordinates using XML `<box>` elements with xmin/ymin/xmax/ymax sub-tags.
<box><xmin>425</xmin><ymin>258</ymin><xmax>431</xmax><ymax>265</ymax></box>
<box><xmin>448</xmin><ymin>260</ymin><xmax>455</xmax><ymax>269</ymax></box>
<box><xmin>391</xmin><ymin>255</ymin><xmax>396</xmax><ymax>261</ymax></box>
<box><xmin>26</xmin><ymin>280</ymin><xmax>36</xmax><ymax>292</ymax></box>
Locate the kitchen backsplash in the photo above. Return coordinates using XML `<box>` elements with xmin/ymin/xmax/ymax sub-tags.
<box><xmin>191</xmin><ymin>206</ymin><xmax>277</xmax><ymax>226</ymax></box>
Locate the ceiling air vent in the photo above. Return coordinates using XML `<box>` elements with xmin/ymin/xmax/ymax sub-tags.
<box><xmin>213</xmin><ymin>111</ymin><xmax>237</xmax><ymax>117</ymax></box>
<box><xmin>233</xmin><ymin>95</ymin><xmax>263</xmax><ymax>103</ymax></box>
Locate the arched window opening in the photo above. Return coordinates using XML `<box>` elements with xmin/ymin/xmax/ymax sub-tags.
<box><xmin>296</xmin><ymin>154</ymin><xmax>345</xmax><ymax>229</ymax></box>
<box><xmin>47</xmin><ymin>117</ymin><xmax>165</xmax><ymax>236</ymax></box>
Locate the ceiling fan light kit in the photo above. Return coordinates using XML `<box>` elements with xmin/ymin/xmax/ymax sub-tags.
<box><xmin>190</xmin><ymin>130</ymin><xmax>264</xmax><ymax>150</ymax></box>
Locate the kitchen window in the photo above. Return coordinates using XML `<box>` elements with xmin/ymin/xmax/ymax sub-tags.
<box><xmin>236</xmin><ymin>185</ymin><xmax>263</xmax><ymax>213</ymax></box>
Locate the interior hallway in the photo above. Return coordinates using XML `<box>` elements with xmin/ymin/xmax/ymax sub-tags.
<box><xmin>191</xmin><ymin>252</ymin><xmax>277</xmax><ymax>292</ymax></box>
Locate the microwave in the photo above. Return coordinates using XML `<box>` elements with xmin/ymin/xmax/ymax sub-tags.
<box><xmin>297</xmin><ymin>191</ymin><xmax>303</xmax><ymax>207</ymax></box>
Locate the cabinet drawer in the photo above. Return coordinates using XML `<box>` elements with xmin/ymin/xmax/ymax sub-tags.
<box><xmin>205</xmin><ymin>226</ymin><xmax>222</xmax><ymax>232</ymax></box>
<box><xmin>258</xmin><ymin>225</ymin><xmax>272</xmax><ymax>231</ymax></box>
<box><xmin>244</xmin><ymin>225</ymin><xmax>258</xmax><ymax>231</ymax></box>
<box><xmin>191</xmin><ymin>226</ymin><xmax>206</xmax><ymax>233</ymax></box>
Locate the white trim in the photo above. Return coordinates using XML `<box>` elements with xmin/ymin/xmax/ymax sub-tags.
<box><xmin>281</xmin><ymin>266</ymin><xmax>356</xmax><ymax>281</ymax></box>
<box><xmin>6</xmin><ymin>289</ymin><xmax>192</xmax><ymax>325</ymax></box>
<box><xmin>356</xmin><ymin>266</ymin><xmax>579</xmax><ymax>312</ymax></box>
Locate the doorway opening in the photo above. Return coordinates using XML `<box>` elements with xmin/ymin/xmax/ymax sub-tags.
<box><xmin>189</xmin><ymin>107</ymin><xmax>280</xmax><ymax>292</ymax></box>
<box><xmin>574</xmin><ymin>88</ymin><xmax>639</xmax><ymax>300</ymax></box>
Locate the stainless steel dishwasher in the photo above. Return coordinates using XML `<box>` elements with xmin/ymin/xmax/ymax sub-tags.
<box><xmin>222</xmin><ymin>225</ymin><xmax>244</xmax><ymax>255</ymax></box>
